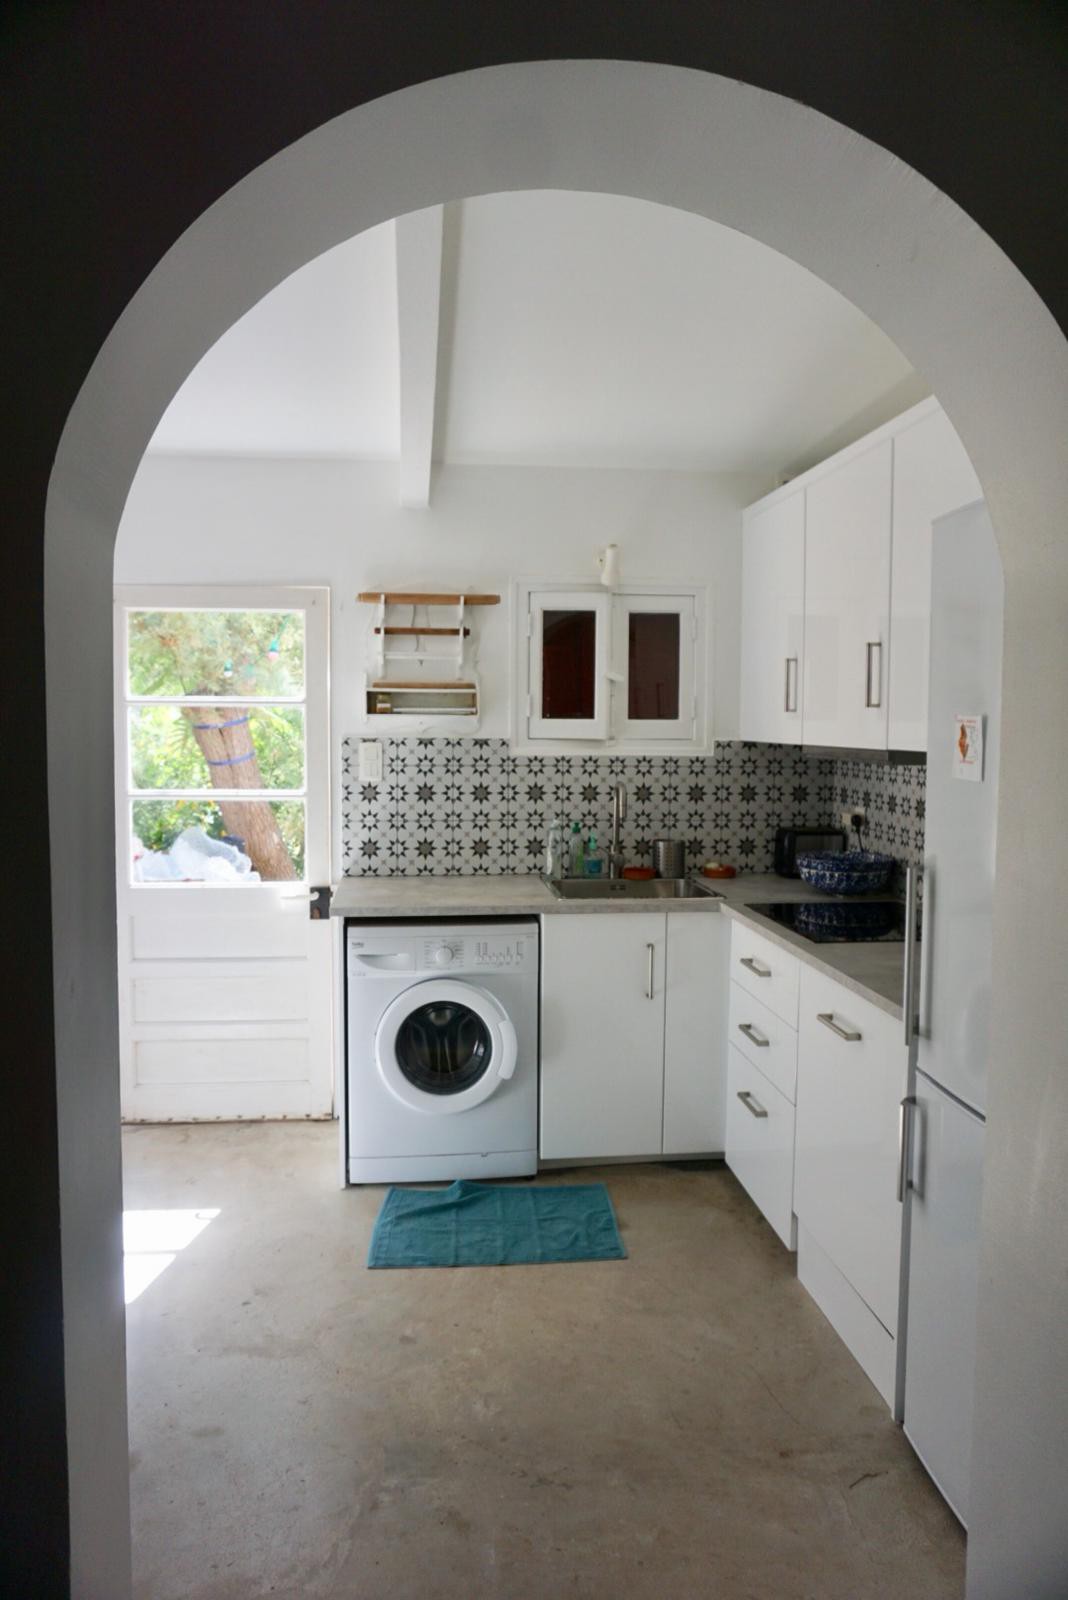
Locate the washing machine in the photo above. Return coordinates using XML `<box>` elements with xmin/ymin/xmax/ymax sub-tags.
<box><xmin>345</xmin><ymin>920</ymin><xmax>539</xmax><ymax>1183</ymax></box>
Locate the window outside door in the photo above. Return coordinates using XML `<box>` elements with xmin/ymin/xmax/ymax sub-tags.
<box><xmin>114</xmin><ymin>586</ymin><xmax>332</xmax><ymax>1121</ymax></box>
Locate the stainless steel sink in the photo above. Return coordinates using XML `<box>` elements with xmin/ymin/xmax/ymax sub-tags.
<box><xmin>547</xmin><ymin>876</ymin><xmax>720</xmax><ymax>900</ymax></box>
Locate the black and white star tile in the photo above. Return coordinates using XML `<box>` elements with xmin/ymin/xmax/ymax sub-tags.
<box><xmin>340</xmin><ymin>736</ymin><xmax>926</xmax><ymax>879</ymax></box>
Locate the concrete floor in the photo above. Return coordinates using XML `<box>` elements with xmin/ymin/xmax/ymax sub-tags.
<box><xmin>123</xmin><ymin>1123</ymin><xmax>965</xmax><ymax>1600</ymax></box>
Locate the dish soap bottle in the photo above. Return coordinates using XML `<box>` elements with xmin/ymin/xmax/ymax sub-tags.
<box><xmin>584</xmin><ymin>830</ymin><xmax>604</xmax><ymax>877</ymax></box>
<box><xmin>568</xmin><ymin>821</ymin><xmax>585</xmax><ymax>878</ymax></box>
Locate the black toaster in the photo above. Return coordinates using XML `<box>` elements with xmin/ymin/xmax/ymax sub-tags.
<box><xmin>774</xmin><ymin>825</ymin><xmax>847</xmax><ymax>878</ymax></box>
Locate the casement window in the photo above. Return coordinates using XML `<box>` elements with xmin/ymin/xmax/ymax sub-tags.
<box><xmin>517</xmin><ymin>583</ymin><xmax>705</xmax><ymax>751</ymax></box>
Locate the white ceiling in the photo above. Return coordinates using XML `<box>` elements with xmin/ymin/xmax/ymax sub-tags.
<box><xmin>148</xmin><ymin>190</ymin><xmax>924</xmax><ymax>476</ymax></box>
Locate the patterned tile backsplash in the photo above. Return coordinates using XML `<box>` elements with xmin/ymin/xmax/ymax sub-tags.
<box><xmin>341</xmin><ymin>737</ymin><xmax>927</xmax><ymax>879</ymax></box>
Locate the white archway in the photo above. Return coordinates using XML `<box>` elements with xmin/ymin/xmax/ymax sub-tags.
<box><xmin>46</xmin><ymin>61</ymin><xmax>1068</xmax><ymax>1599</ymax></box>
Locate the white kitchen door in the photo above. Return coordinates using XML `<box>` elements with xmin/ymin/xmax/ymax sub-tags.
<box><xmin>114</xmin><ymin>586</ymin><xmax>333</xmax><ymax>1121</ymax></box>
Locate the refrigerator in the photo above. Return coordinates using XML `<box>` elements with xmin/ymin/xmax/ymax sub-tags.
<box><xmin>902</xmin><ymin>499</ymin><xmax>1002</xmax><ymax>1526</ymax></box>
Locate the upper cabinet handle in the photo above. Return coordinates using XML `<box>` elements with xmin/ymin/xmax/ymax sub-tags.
<box><xmin>865</xmin><ymin>640</ymin><xmax>883</xmax><ymax>709</ymax></box>
<box><xmin>740</xmin><ymin>956</ymin><xmax>772</xmax><ymax>977</ymax></box>
<box><xmin>817</xmin><ymin>1011</ymin><xmax>862</xmax><ymax>1041</ymax></box>
<box><xmin>783</xmin><ymin>656</ymin><xmax>799</xmax><ymax>714</ymax></box>
<box><xmin>646</xmin><ymin>942</ymin><xmax>655</xmax><ymax>1001</ymax></box>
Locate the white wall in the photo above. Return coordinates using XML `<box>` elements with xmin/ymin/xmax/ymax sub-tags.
<box><xmin>50</xmin><ymin>62</ymin><xmax>1068</xmax><ymax>1597</ymax></box>
<box><xmin>116</xmin><ymin>452</ymin><xmax>764</xmax><ymax>874</ymax></box>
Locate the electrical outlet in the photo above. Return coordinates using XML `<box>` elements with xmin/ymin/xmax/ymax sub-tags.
<box><xmin>358</xmin><ymin>740</ymin><xmax>383</xmax><ymax>783</ymax></box>
<box><xmin>841</xmin><ymin>807</ymin><xmax>865</xmax><ymax>832</ymax></box>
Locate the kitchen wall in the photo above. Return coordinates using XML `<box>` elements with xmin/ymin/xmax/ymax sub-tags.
<box><xmin>115</xmin><ymin>451</ymin><xmax>768</xmax><ymax>873</ymax></box>
<box><xmin>831</xmin><ymin>757</ymin><xmax>926</xmax><ymax>869</ymax></box>
<box><xmin>341</xmin><ymin>736</ymin><xmax>837</xmax><ymax>875</ymax></box>
<box><xmin>116</xmin><ymin>453</ymin><xmax>927</xmax><ymax>882</ymax></box>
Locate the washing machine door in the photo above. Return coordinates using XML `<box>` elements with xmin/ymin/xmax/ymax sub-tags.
<box><xmin>375</xmin><ymin>979</ymin><xmax>518</xmax><ymax>1115</ymax></box>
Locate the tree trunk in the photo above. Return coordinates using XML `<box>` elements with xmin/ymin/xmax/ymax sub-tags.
<box><xmin>182</xmin><ymin>708</ymin><xmax>297</xmax><ymax>881</ymax></box>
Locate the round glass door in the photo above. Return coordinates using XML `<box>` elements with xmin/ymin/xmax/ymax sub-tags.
<box><xmin>395</xmin><ymin>999</ymin><xmax>492</xmax><ymax>1095</ymax></box>
<box><xmin>375</xmin><ymin>980</ymin><xmax>517</xmax><ymax>1115</ymax></box>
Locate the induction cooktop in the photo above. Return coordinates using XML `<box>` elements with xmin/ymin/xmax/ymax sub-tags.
<box><xmin>746</xmin><ymin>899</ymin><xmax>911</xmax><ymax>944</ymax></box>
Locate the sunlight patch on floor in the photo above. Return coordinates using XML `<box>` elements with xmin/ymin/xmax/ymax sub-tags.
<box><xmin>123</xmin><ymin>1208</ymin><xmax>220</xmax><ymax>1304</ymax></box>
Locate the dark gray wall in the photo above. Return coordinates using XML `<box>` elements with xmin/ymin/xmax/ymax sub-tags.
<box><xmin>4</xmin><ymin>2</ymin><xmax>1066</xmax><ymax>1594</ymax></box>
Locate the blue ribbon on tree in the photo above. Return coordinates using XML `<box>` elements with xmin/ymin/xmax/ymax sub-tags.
<box><xmin>204</xmin><ymin>750</ymin><xmax>256</xmax><ymax>766</ymax></box>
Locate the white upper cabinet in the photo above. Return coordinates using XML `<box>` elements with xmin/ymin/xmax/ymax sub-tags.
<box><xmin>888</xmin><ymin>407</ymin><xmax>981</xmax><ymax>752</ymax></box>
<box><xmin>528</xmin><ymin>588</ymin><xmax>611</xmax><ymax>741</ymax></box>
<box><xmin>739</xmin><ymin>491</ymin><xmax>805</xmax><ymax>744</ymax></box>
<box><xmin>518</xmin><ymin>582</ymin><xmax>706</xmax><ymax>752</ymax></box>
<box><xmin>802</xmin><ymin>438</ymin><xmax>892</xmax><ymax>751</ymax></box>
<box><xmin>740</xmin><ymin>398</ymin><xmax>981</xmax><ymax>754</ymax></box>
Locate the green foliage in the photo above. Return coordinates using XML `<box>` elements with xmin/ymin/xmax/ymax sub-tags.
<box><xmin>125</xmin><ymin>607</ymin><xmax>307</xmax><ymax>879</ymax></box>
<box><xmin>129</xmin><ymin>706</ymin><xmax>305</xmax><ymax>791</ymax></box>
<box><xmin>127</xmin><ymin>609</ymin><xmax>304</xmax><ymax>697</ymax></box>
<box><xmin>132</xmin><ymin>800</ymin><xmax>305</xmax><ymax>879</ymax></box>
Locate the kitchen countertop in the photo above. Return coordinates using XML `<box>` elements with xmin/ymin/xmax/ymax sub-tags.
<box><xmin>331</xmin><ymin>871</ymin><xmax>907</xmax><ymax>1020</ymax></box>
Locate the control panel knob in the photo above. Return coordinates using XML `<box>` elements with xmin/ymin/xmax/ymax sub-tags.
<box><xmin>433</xmin><ymin>946</ymin><xmax>455</xmax><ymax>968</ymax></box>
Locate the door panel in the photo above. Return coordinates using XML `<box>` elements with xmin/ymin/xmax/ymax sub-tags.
<box><xmin>115</xmin><ymin>585</ymin><xmax>332</xmax><ymax>1121</ymax></box>
<box><xmin>803</xmin><ymin>440</ymin><xmax>892</xmax><ymax>750</ymax></box>
<box><xmin>540</xmin><ymin>912</ymin><xmax>665</xmax><ymax>1159</ymax></box>
<box><xmin>662</xmin><ymin>912</ymin><xmax>728</xmax><ymax>1153</ymax></box>
<box><xmin>903</xmin><ymin>1076</ymin><xmax>985</xmax><ymax>1525</ymax></box>
<box><xmin>739</xmin><ymin>491</ymin><xmax>805</xmax><ymax>744</ymax></box>
<box><xmin>888</xmin><ymin>408</ymin><xmax>981</xmax><ymax>752</ymax></box>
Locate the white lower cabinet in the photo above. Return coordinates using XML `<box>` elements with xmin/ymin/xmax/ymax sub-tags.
<box><xmin>794</xmin><ymin>965</ymin><xmax>909</xmax><ymax>1408</ymax></box>
<box><xmin>726</xmin><ymin>1046</ymin><xmax>797</xmax><ymax>1249</ymax></box>
<box><xmin>539</xmin><ymin>911</ymin><xmax>728</xmax><ymax>1161</ymax></box>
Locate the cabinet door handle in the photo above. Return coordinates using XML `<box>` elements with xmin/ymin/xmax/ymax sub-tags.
<box><xmin>738</xmin><ymin>1022</ymin><xmax>770</xmax><ymax>1047</ymax></box>
<box><xmin>646</xmin><ymin>942</ymin><xmax>655</xmax><ymax>1001</ymax></box>
<box><xmin>783</xmin><ymin>656</ymin><xmax>799</xmax><ymax>713</ymax></box>
<box><xmin>897</xmin><ymin>1096</ymin><xmax>916</xmax><ymax>1202</ymax></box>
<box><xmin>817</xmin><ymin>1011</ymin><xmax>862</xmax><ymax>1041</ymax></box>
<box><xmin>865</xmin><ymin>640</ymin><xmax>883</xmax><ymax>709</ymax></box>
<box><xmin>737</xmin><ymin>1089</ymin><xmax>768</xmax><ymax>1119</ymax></box>
<box><xmin>740</xmin><ymin>956</ymin><xmax>772</xmax><ymax>977</ymax></box>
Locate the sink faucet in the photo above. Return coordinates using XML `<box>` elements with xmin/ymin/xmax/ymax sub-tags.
<box><xmin>608</xmin><ymin>782</ymin><xmax>627</xmax><ymax>878</ymax></box>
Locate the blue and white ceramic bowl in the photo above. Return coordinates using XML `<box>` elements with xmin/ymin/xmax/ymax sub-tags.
<box><xmin>795</xmin><ymin>849</ymin><xmax>895</xmax><ymax>895</ymax></box>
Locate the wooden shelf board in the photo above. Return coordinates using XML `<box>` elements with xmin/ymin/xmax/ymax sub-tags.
<box><xmin>371</xmin><ymin>680</ymin><xmax>477</xmax><ymax>691</ymax></box>
<box><xmin>357</xmin><ymin>591</ymin><xmax>499</xmax><ymax>606</ymax></box>
<box><xmin>373</xmin><ymin>626</ymin><xmax>470</xmax><ymax>636</ymax></box>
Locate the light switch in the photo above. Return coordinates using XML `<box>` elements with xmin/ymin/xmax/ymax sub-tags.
<box><xmin>358</xmin><ymin>740</ymin><xmax>383</xmax><ymax>782</ymax></box>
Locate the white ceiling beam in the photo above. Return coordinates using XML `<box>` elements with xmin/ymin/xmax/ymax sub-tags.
<box><xmin>395</xmin><ymin>205</ymin><xmax>444</xmax><ymax>508</ymax></box>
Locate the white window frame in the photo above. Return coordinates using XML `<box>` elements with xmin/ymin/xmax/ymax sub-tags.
<box><xmin>116</xmin><ymin>590</ymin><xmax>324</xmax><ymax>888</ymax></box>
<box><xmin>527</xmin><ymin>588</ymin><xmax>611</xmax><ymax>741</ymax></box>
<box><xmin>513</xmin><ymin>579</ymin><xmax>709</xmax><ymax>755</ymax></box>
<box><xmin>613</xmin><ymin>591</ymin><xmax>697</xmax><ymax>743</ymax></box>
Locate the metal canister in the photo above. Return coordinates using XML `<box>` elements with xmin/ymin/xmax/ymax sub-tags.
<box><xmin>652</xmin><ymin>837</ymin><xmax>685</xmax><ymax>879</ymax></box>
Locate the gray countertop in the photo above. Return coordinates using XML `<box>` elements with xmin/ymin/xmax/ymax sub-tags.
<box><xmin>331</xmin><ymin>871</ymin><xmax>906</xmax><ymax>1019</ymax></box>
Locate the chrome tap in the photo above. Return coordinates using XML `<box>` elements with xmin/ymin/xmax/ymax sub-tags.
<box><xmin>608</xmin><ymin>782</ymin><xmax>627</xmax><ymax>878</ymax></box>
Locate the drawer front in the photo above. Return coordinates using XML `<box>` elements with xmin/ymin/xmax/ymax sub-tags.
<box><xmin>725</xmin><ymin>1045</ymin><xmax>796</xmax><ymax>1250</ymax></box>
<box><xmin>729</xmin><ymin>918</ymin><xmax>800</xmax><ymax>1027</ymax></box>
<box><xmin>728</xmin><ymin>980</ymin><xmax>798</xmax><ymax>1104</ymax></box>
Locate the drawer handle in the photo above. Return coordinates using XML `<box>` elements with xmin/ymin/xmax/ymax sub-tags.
<box><xmin>740</xmin><ymin>956</ymin><xmax>772</xmax><ymax>977</ymax></box>
<box><xmin>817</xmin><ymin>1011</ymin><xmax>862</xmax><ymax>1042</ymax></box>
<box><xmin>738</xmin><ymin>1022</ymin><xmax>770</xmax><ymax>1048</ymax></box>
<box><xmin>737</xmin><ymin>1089</ymin><xmax>768</xmax><ymax>1119</ymax></box>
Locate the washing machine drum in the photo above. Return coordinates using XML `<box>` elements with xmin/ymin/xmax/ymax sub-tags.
<box><xmin>375</xmin><ymin>979</ymin><xmax>518</xmax><ymax>1114</ymax></box>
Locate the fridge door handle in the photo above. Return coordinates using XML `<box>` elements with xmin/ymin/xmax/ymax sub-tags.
<box><xmin>897</xmin><ymin>1095</ymin><xmax>917</xmax><ymax>1202</ymax></box>
<box><xmin>903</xmin><ymin>864</ymin><xmax>921</xmax><ymax>1047</ymax></box>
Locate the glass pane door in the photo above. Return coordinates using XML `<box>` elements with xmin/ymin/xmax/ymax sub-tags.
<box><xmin>123</xmin><ymin>607</ymin><xmax>309</xmax><ymax>883</ymax></box>
<box><xmin>528</xmin><ymin>590</ymin><xmax>610</xmax><ymax>741</ymax></box>
<box><xmin>615</xmin><ymin>594</ymin><xmax>697</xmax><ymax>742</ymax></box>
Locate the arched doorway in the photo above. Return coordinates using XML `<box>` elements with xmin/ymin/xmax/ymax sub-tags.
<box><xmin>44</xmin><ymin>60</ymin><xmax>1068</xmax><ymax>1599</ymax></box>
